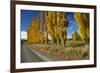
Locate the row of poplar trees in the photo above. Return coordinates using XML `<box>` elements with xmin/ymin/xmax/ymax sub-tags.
<box><xmin>27</xmin><ymin>11</ymin><xmax>89</xmax><ymax>46</ymax></box>
<box><xmin>27</xmin><ymin>11</ymin><xmax>68</xmax><ymax>47</ymax></box>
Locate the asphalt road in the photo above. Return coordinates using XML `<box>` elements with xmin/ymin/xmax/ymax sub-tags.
<box><xmin>21</xmin><ymin>47</ymin><xmax>44</xmax><ymax>63</ymax></box>
<box><xmin>21</xmin><ymin>46</ymin><xmax>63</xmax><ymax>63</ymax></box>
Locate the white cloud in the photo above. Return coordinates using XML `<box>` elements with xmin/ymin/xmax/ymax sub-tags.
<box><xmin>21</xmin><ymin>31</ymin><xmax>27</xmax><ymax>40</ymax></box>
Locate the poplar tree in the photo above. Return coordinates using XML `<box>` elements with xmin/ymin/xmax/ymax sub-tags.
<box><xmin>72</xmin><ymin>31</ymin><xmax>79</xmax><ymax>41</ymax></box>
<box><xmin>74</xmin><ymin>13</ymin><xmax>89</xmax><ymax>43</ymax></box>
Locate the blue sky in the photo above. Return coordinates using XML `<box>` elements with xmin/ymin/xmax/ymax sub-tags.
<box><xmin>66</xmin><ymin>12</ymin><xmax>78</xmax><ymax>38</ymax></box>
<box><xmin>21</xmin><ymin>10</ymin><xmax>78</xmax><ymax>39</ymax></box>
<box><xmin>21</xmin><ymin>10</ymin><xmax>39</xmax><ymax>31</ymax></box>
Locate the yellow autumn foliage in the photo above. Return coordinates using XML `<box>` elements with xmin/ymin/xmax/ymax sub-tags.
<box><xmin>27</xmin><ymin>17</ymin><xmax>45</xmax><ymax>43</ymax></box>
<box><xmin>46</xmin><ymin>12</ymin><xmax>67</xmax><ymax>46</ymax></box>
<box><xmin>72</xmin><ymin>32</ymin><xmax>79</xmax><ymax>41</ymax></box>
<box><xmin>74</xmin><ymin>13</ymin><xmax>89</xmax><ymax>43</ymax></box>
<box><xmin>27</xmin><ymin>11</ymin><xmax>68</xmax><ymax>46</ymax></box>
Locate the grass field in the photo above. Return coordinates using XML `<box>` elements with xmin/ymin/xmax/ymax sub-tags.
<box><xmin>25</xmin><ymin>40</ymin><xmax>89</xmax><ymax>61</ymax></box>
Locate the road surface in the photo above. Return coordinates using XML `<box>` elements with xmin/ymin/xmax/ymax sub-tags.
<box><xmin>21</xmin><ymin>46</ymin><xmax>63</xmax><ymax>63</ymax></box>
<box><xmin>21</xmin><ymin>47</ymin><xmax>44</xmax><ymax>63</ymax></box>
